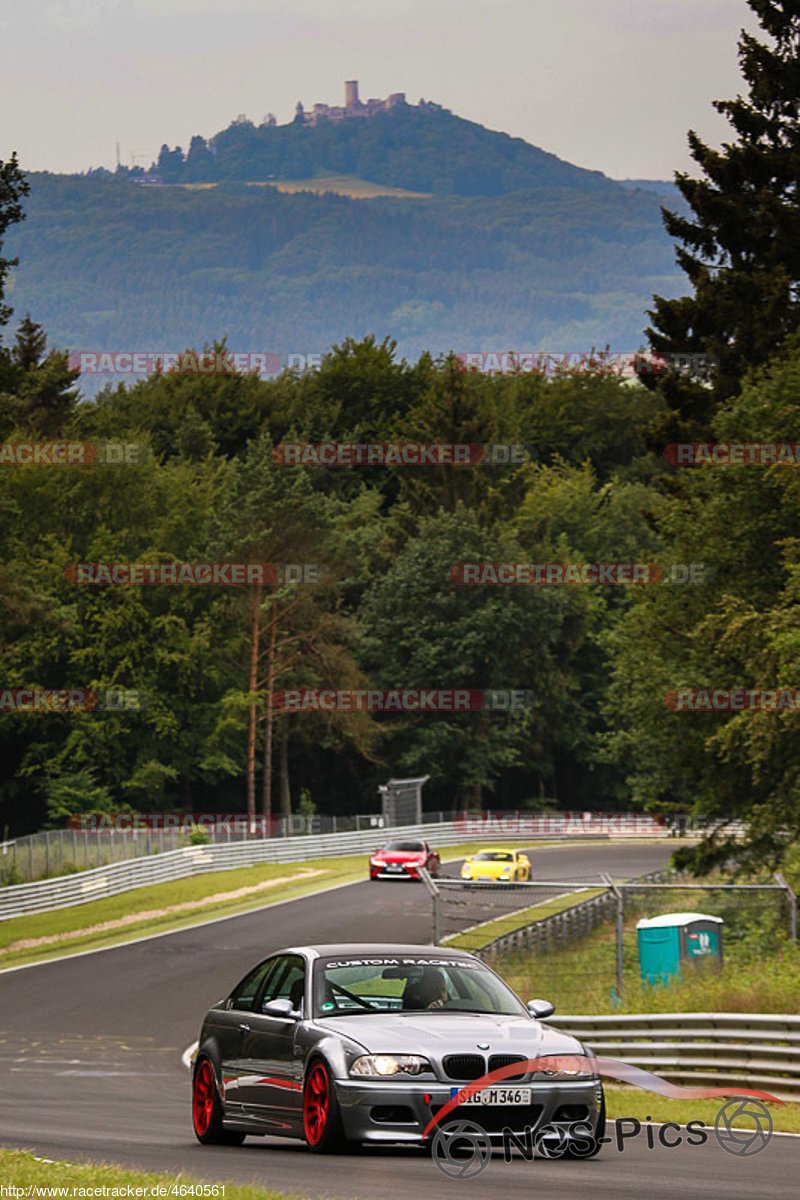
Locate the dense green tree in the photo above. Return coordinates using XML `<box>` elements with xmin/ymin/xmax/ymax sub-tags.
<box><xmin>360</xmin><ymin>508</ymin><xmax>571</xmax><ymax>807</ymax></box>
<box><xmin>12</xmin><ymin>313</ymin><xmax>47</xmax><ymax>369</ymax></box>
<box><xmin>156</xmin><ymin>143</ymin><xmax>185</xmax><ymax>183</ymax></box>
<box><xmin>646</xmin><ymin>0</ymin><xmax>800</xmax><ymax>436</ymax></box>
<box><xmin>184</xmin><ymin>135</ymin><xmax>216</xmax><ymax>183</ymax></box>
<box><xmin>604</xmin><ymin>338</ymin><xmax>800</xmax><ymax>868</ymax></box>
<box><xmin>0</xmin><ymin>448</ymin><xmax>236</xmax><ymax>828</ymax></box>
<box><xmin>203</xmin><ymin>437</ymin><xmax>377</xmax><ymax>820</ymax></box>
<box><xmin>0</xmin><ymin>153</ymin><xmax>29</xmax><ymax>330</ymax></box>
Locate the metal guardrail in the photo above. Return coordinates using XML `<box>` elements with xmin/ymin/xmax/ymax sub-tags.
<box><xmin>475</xmin><ymin>889</ymin><xmax>617</xmax><ymax>957</ymax></box>
<box><xmin>0</xmin><ymin>822</ymin><xmax>439</xmax><ymax>920</ymax></box>
<box><xmin>0</xmin><ymin>816</ymin><xmax>674</xmax><ymax>921</ymax></box>
<box><xmin>466</xmin><ymin>869</ymin><xmax>675</xmax><ymax>958</ymax></box>
<box><xmin>550</xmin><ymin>1012</ymin><xmax>800</xmax><ymax>1102</ymax></box>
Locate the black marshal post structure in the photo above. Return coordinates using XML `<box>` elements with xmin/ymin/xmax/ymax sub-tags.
<box><xmin>378</xmin><ymin>776</ymin><xmax>429</xmax><ymax>827</ymax></box>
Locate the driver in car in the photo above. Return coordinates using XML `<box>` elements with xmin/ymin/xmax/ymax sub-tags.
<box><xmin>408</xmin><ymin>966</ymin><xmax>448</xmax><ymax>1009</ymax></box>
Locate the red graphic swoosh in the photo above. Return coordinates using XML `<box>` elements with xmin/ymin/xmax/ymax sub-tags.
<box><xmin>421</xmin><ymin>1052</ymin><xmax>782</xmax><ymax>1140</ymax></box>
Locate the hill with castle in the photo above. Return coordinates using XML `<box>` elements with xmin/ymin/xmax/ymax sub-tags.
<box><xmin>145</xmin><ymin>81</ymin><xmax>617</xmax><ymax>197</ymax></box>
<box><xmin>5</xmin><ymin>87</ymin><xmax>685</xmax><ymax>378</ymax></box>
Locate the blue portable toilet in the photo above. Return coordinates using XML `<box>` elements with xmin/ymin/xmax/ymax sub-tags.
<box><xmin>637</xmin><ymin>911</ymin><xmax>724</xmax><ymax>985</ymax></box>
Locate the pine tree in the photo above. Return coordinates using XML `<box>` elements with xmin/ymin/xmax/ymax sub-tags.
<box><xmin>12</xmin><ymin>313</ymin><xmax>47</xmax><ymax>370</ymax></box>
<box><xmin>0</xmin><ymin>153</ymin><xmax>30</xmax><ymax>329</ymax></box>
<box><xmin>644</xmin><ymin>0</ymin><xmax>800</xmax><ymax>435</ymax></box>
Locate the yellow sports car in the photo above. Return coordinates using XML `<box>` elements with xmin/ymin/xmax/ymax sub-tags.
<box><xmin>460</xmin><ymin>847</ymin><xmax>531</xmax><ymax>882</ymax></box>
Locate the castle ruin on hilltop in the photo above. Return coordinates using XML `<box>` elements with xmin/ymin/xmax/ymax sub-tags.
<box><xmin>295</xmin><ymin>81</ymin><xmax>443</xmax><ymax>126</ymax></box>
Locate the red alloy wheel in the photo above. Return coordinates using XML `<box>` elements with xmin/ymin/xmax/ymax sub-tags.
<box><xmin>193</xmin><ymin>1059</ymin><xmax>215</xmax><ymax>1136</ymax></box>
<box><xmin>304</xmin><ymin>1063</ymin><xmax>329</xmax><ymax>1145</ymax></box>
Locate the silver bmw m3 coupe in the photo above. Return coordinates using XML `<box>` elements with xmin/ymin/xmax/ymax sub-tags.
<box><xmin>192</xmin><ymin>942</ymin><xmax>605</xmax><ymax>1154</ymax></box>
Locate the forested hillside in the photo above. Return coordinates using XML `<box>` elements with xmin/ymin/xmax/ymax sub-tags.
<box><xmin>4</xmin><ymin>172</ymin><xmax>684</xmax><ymax>368</ymax></box>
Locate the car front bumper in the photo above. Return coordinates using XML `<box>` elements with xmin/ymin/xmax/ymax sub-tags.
<box><xmin>335</xmin><ymin>1077</ymin><xmax>604</xmax><ymax>1144</ymax></box>
<box><xmin>370</xmin><ymin>865</ymin><xmax>420</xmax><ymax>879</ymax></box>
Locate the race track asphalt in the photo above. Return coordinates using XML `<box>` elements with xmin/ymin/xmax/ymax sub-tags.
<box><xmin>1</xmin><ymin>841</ymin><xmax>795</xmax><ymax>1199</ymax></box>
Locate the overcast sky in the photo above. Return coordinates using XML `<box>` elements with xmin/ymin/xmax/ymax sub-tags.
<box><xmin>1</xmin><ymin>0</ymin><xmax>760</xmax><ymax>179</ymax></box>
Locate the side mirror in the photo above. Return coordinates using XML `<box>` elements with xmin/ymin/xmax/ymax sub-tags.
<box><xmin>263</xmin><ymin>998</ymin><xmax>299</xmax><ymax>1019</ymax></box>
<box><xmin>527</xmin><ymin>998</ymin><xmax>555</xmax><ymax>1019</ymax></box>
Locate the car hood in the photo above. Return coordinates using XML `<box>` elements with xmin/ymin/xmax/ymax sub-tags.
<box><xmin>463</xmin><ymin>862</ymin><xmax>512</xmax><ymax>874</ymax></box>
<box><xmin>373</xmin><ymin>852</ymin><xmax>424</xmax><ymax>861</ymax></box>
<box><xmin>316</xmin><ymin>1011</ymin><xmax>584</xmax><ymax>1058</ymax></box>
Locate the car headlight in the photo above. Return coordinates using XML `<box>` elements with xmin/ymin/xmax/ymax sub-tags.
<box><xmin>534</xmin><ymin>1068</ymin><xmax>595</xmax><ymax>1079</ymax></box>
<box><xmin>370</xmin><ymin>857</ymin><xmax>382</xmax><ymax>865</ymax></box>
<box><xmin>350</xmin><ymin>1054</ymin><xmax>431</xmax><ymax>1077</ymax></box>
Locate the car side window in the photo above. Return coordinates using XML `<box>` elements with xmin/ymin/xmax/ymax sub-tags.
<box><xmin>259</xmin><ymin>954</ymin><xmax>306</xmax><ymax>1014</ymax></box>
<box><xmin>230</xmin><ymin>959</ymin><xmax>278</xmax><ymax>1012</ymax></box>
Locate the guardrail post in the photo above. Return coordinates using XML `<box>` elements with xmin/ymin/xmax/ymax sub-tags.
<box><xmin>418</xmin><ymin>867</ymin><xmax>440</xmax><ymax>944</ymax></box>
<box><xmin>776</xmin><ymin>872</ymin><xmax>797</xmax><ymax>944</ymax></box>
<box><xmin>603</xmin><ymin>873</ymin><xmax>623</xmax><ymax>995</ymax></box>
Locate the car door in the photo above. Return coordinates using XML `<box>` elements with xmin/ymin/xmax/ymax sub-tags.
<box><xmin>209</xmin><ymin>957</ymin><xmax>281</xmax><ymax>1112</ymax></box>
<box><xmin>237</xmin><ymin>954</ymin><xmax>307</xmax><ymax>1132</ymax></box>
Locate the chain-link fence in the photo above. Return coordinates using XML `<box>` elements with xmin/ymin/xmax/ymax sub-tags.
<box><xmin>421</xmin><ymin>869</ymin><xmax>797</xmax><ymax>1014</ymax></box>
<box><xmin>1</xmin><ymin>811</ymin><xmax>464</xmax><ymax>884</ymax></box>
<box><xmin>428</xmin><ymin>874</ymin><xmax>615</xmax><ymax>949</ymax></box>
<box><xmin>2</xmin><ymin>807</ymin><xmax>681</xmax><ymax>886</ymax></box>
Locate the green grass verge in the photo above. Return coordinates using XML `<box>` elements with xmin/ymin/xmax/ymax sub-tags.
<box><xmin>496</xmin><ymin>884</ymin><xmax>800</xmax><ymax>1014</ymax></box>
<box><xmin>0</xmin><ymin>840</ymin><xmax>552</xmax><ymax>971</ymax></box>
<box><xmin>0</xmin><ymin>1148</ymin><xmax>302</xmax><ymax>1200</ymax></box>
<box><xmin>0</xmin><ymin>857</ymin><xmax>367</xmax><ymax>970</ymax></box>
<box><xmin>443</xmin><ymin>888</ymin><xmax>605</xmax><ymax>949</ymax></box>
<box><xmin>604</xmin><ymin>1085</ymin><xmax>800</xmax><ymax>1134</ymax></box>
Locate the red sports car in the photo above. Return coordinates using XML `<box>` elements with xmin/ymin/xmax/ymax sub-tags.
<box><xmin>369</xmin><ymin>839</ymin><xmax>440</xmax><ymax>881</ymax></box>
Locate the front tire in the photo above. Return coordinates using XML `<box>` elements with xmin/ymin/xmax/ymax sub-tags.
<box><xmin>303</xmin><ymin>1059</ymin><xmax>347</xmax><ymax>1153</ymax></box>
<box><xmin>192</xmin><ymin>1057</ymin><xmax>245</xmax><ymax>1146</ymax></box>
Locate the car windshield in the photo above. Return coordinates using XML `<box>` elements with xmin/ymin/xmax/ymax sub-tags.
<box><xmin>313</xmin><ymin>954</ymin><xmax>527</xmax><ymax>1017</ymax></box>
<box><xmin>384</xmin><ymin>841</ymin><xmax>424</xmax><ymax>852</ymax></box>
<box><xmin>474</xmin><ymin>851</ymin><xmax>513</xmax><ymax>861</ymax></box>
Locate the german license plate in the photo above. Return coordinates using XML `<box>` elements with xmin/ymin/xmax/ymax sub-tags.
<box><xmin>453</xmin><ymin>1087</ymin><xmax>531</xmax><ymax>1105</ymax></box>
<box><xmin>385</xmin><ymin>864</ymin><xmax>403</xmax><ymax>872</ymax></box>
